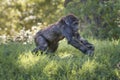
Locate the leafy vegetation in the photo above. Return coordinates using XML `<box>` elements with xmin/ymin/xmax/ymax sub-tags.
<box><xmin>0</xmin><ymin>39</ymin><xmax>120</xmax><ymax>80</ymax></box>
<box><xmin>0</xmin><ymin>0</ymin><xmax>64</xmax><ymax>35</ymax></box>
<box><xmin>0</xmin><ymin>0</ymin><xmax>120</xmax><ymax>39</ymax></box>
<box><xmin>0</xmin><ymin>0</ymin><xmax>120</xmax><ymax>80</ymax></box>
<box><xmin>65</xmin><ymin>0</ymin><xmax>120</xmax><ymax>39</ymax></box>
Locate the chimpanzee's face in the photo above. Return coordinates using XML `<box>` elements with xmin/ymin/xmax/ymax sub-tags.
<box><xmin>65</xmin><ymin>15</ymin><xmax>79</xmax><ymax>32</ymax></box>
<box><xmin>71</xmin><ymin>21</ymin><xmax>79</xmax><ymax>32</ymax></box>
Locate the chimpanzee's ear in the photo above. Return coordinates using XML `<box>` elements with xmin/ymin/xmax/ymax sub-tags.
<box><xmin>59</xmin><ymin>17</ymin><xmax>70</xmax><ymax>26</ymax></box>
<box><xmin>59</xmin><ymin>18</ymin><xmax>64</xmax><ymax>24</ymax></box>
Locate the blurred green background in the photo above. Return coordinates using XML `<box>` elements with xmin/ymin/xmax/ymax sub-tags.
<box><xmin>0</xmin><ymin>0</ymin><xmax>120</xmax><ymax>40</ymax></box>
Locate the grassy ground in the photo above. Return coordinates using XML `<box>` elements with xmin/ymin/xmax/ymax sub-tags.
<box><xmin>0</xmin><ymin>39</ymin><xmax>120</xmax><ymax>80</ymax></box>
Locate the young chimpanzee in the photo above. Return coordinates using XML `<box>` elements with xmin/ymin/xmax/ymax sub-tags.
<box><xmin>32</xmin><ymin>14</ymin><xmax>94</xmax><ymax>56</ymax></box>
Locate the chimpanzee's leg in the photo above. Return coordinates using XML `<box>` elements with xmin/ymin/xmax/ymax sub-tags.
<box><xmin>47</xmin><ymin>42</ymin><xmax>59</xmax><ymax>53</ymax></box>
<box><xmin>32</xmin><ymin>36</ymin><xmax>48</xmax><ymax>54</ymax></box>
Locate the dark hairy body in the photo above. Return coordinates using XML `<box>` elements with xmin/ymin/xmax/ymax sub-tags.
<box><xmin>32</xmin><ymin>14</ymin><xmax>94</xmax><ymax>56</ymax></box>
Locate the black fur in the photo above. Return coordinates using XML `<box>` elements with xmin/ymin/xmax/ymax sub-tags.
<box><xmin>32</xmin><ymin>14</ymin><xmax>94</xmax><ymax>55</ymax></box>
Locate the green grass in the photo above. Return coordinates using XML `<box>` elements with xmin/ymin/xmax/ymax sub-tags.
<box><xmin>0</xmin><ymin>39</ymin><xmax>120</xmax><ymax>80</ymax></box>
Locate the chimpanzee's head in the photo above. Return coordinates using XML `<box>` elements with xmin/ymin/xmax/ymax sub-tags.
<box><xmin>61</xmin><ymin>14</ymin><xmax>79</xmax><ymax>32</ymax></box>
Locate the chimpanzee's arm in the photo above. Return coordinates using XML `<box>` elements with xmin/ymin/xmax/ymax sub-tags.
<box><xmin>74</xmin><ymin>32</ymin><xmax>90</xmax><ymax>45</ymax></box>
<box><xmin>61</xmin><ymin>26</ymin><xmax>84</xmax><ymax>51</ymax></box>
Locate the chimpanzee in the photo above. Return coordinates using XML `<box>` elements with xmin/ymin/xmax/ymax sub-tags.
<box><xmin>32</xmin><ymin>14</ymin><xmax>94</xmax><ymax>56</ymax></box>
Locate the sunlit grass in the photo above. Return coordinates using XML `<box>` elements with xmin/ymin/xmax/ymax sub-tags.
<box><xmin>0</xmin><ymin>39</ymin><xmax>120</xmax><ymax>80</ymax></box>
<box><xmin>18</xmin><ymin>52</ymin><xmax>40</xmax><ymax>69</ymax></box>
<box><xmin>58</xmin><ymin>52</ymin><xmax>73</xmax><ymax>59</ymax></box>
